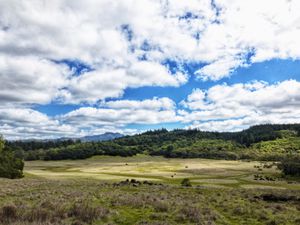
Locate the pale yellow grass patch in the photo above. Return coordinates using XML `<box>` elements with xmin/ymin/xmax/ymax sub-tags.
<box><xmin>241</xmin><ymin>184</ymin><xmax>286</xmax><ymax>189</ymax></box>
<box><xmin>24</xmin><ymin>156</ymin><xmax>283</xmax><ymax>186</ymax></box>
<box><xmin>193</xmin><ymin>179</ymin><xmax>239</xmax><ymax>184</ymax></box>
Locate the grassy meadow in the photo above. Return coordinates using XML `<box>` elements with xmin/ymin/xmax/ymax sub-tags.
<box><xmin>0</xmin><ymin>155</ymin><xmax>299</xmax><ymax>225</ymax></box>
<box><xmin>24</xmin><ymin>155</ymin><xmax>300</xmax><ymax>189</ymax></box>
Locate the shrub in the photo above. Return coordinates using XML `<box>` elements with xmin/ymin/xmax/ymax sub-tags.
<box><xmin>277</xmin><ymin>155</ymin><xmax>300</xmax><ymax>176</ymax></box>
<box><xmin>150</xmin><ymin>200</ymin><xmax>169</xmax><ymax>212</ymax></box>
<box><xmin>68</xmin><ymin>201</ymin><xmax>109</xmax><ymax>223</ymax></box>
<box><xmin>25</xmin><ymin>207</ymin><xmax>50</xmax><ymax>222</ymax></box>
<box><xmin>178</xmin><ymin>206</ymin><xmax>201</xmax><ymax>223</ymax></box>
<box><xmin>0</xmin><ymin>204</ymin><xmax>17</xmax><ymax>222</ymax></box>
<box><xmin>181</xmin><ymin>178</ymin><xmax>192</xmax><ymax>187</ymax></box>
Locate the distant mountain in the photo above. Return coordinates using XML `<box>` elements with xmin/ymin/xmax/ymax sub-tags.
<box><xmin>80</xmin><ymin>132</ymin><xmax>124</xmax><ymax>142</ymax></box>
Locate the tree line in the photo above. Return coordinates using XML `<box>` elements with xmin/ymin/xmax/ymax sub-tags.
<box><xmin>5</xmin><ymin>124</ymin><xmax>300</xmax><ymax>162</ymax></box>
<box><xmin>1</xmin><ymin>124</ymin><xmax>300</xmax><ymax>178</ymax></box>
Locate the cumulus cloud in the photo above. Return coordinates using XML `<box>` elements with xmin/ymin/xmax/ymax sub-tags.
<box><xmin>0</xmin><ymin>55</ymin><xmax>70</xmax><ymax>105</ymax></box>
<box><xmin>102</xmin><ymin>97</ymin><xmax>175</xmax><ymax>110</ymax></box>
<box><xmin>195</xmin><ymin>57</ymin><xmax>243</xmax><ymax>81</ymax></box>
<box><xmin>0</xmin><ymin>108</ymin><xmax>77</xmax><ymax>139</ymax></box>
<box><xmin>0</xmin><ymin>0</ymin><xmax>195</xmax><ymax>104</ymax></box>
<box><xmin>62</xmin><ymin>61</ymin><xmax>187</xmax><ymax>104</ymax></box>
<box><xmin>194</xmin><ymin>0</ymin><xmax>300</xmax><ymax>80</ymax></box>
<box><xmin>61</xmin><ymin>97</ymin><xmax>180</xmax><ymax>126</ymax></box>
<box><xmin>61</xmin><ymin>107</ymin><xmax>178</xmax><ymax>126</ymax></box>
<box><xmin>182</xmin><ymin>80</ymin><xmax>300</xmax><ymax>131</ymax></box>
<box><xmin>1</xmin><ymin>0</ymin><xmax>300</xmax><ymax>138</ymax></box>
<box><xmin>2</xmin><ymin>0</ymin><xmax>299</xmax><ymax>105</ymax></box>
<box><xmin>0</xmin><ymin>98</ymin><xmax>181</xmax><ymax>139</ymax></box>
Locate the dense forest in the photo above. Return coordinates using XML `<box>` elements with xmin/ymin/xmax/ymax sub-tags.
<box><xmin>4</xmin><ymin>123</ymin><xmax>300</xmax><ymax>161</ymax></box>
<box><xmin>1</xmin><ymin>124</ymin><xmax>300</xmax><ymax>178</ymax></box>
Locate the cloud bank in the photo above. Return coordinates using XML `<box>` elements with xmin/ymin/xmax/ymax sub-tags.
<box><xmin>0</xmin><ymin>0</ymin><xmax>300</xmax><ymax>138</ymax></box>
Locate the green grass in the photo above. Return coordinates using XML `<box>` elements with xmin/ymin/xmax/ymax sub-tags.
<box><xmin>23</xmin><ymin>155</ymin><xmax>300</xmax><ymax>189</ymax></box>
<box><xmin>251</xmin><ymin>137</ymin><xmax>300</xmax><ymax>155</ymax></box>
<box><xmin>0</xmin><ymin>155</ymin><xmax>299</xmax><ymax>225</ymax></box>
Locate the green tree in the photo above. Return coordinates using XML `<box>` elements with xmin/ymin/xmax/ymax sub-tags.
<box><xmin>0</xmin><ymin>136</ymin><xmax>24</xmax><ymax>179</ymax></box>
<box><xmin>278</xmin><ymin>155</ymin><xmax>300</xmax><ymax>176</ymax></box>
<box><xmin>0</xmin><ymin>137</ymin><xmax>4</xmax><ymax>151</ymax></box>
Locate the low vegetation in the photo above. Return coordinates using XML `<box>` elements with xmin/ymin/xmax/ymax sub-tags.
<box><xmin>0</xmin><ymin>176</ymin><xmax>299</xmax><ymax>225</ymax></box>
<box><xmin>0</xmin><ymin>124</ymin><xmax>299</xmax><ymax>224</ymax></box>
<box><xmin>181</xmin><ymin>178</ymin><xmax>192</xmax><ymax>187</ymax></box>
<box><xmin>0</xmin><ymin>152</ymin><xmax>299</xmax><ymax>224</ymax></box>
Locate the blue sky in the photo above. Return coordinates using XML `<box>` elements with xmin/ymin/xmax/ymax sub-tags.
<box><xmin>35</xmin><ymin>58</ymin><xmax>300</xmax><ymax>115</ymax></box>
<box><xmin>33</xmin><ymin>58</ymin><xmax>300</xmax><ymax>135</ymax></box>
<box><xmin>123</xmin><ymin>59</ymin><xmax>300</xmax><ymax>102</ymax></box>
<box><xmin>1</xmin><ymin>0</ymin><xmax>300</xmax><ymax>139</ymax></box>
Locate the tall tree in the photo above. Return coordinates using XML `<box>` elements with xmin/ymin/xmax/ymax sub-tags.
<box><xmin>0</xmin><ymin>136</ymin><xmax>24</xmax><ymax>179</ymax></box>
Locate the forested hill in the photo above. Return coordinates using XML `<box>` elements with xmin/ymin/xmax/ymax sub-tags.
<box><xmin>116</xmin><ymin>123</ymin><xmax>300</xmax><ymax>147</ymax></box>
<box><xmin>4</xmin><ymin>123</ymin><xmax>300</xmax><ymax>161</ymax></box>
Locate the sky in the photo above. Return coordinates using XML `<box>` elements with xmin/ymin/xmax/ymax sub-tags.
<box><xmin>1</xmin><ymin>0</ymin><xmax>300</xmax><ymax>139</ymax></box>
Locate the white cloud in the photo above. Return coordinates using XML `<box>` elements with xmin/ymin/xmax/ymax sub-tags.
<box><xmin>61</xmin><ymin>97</ymin><xmax>181</xmax><ymax>126</ymax></box>
<box><xmin>1</xmin><ymin>0</ymin><xmax>300</xmax><ymax>138</ymax></box>
<box><xmin>195</xmin><ymin>57</ymin><xmax>243</xmax><ymax>81</ymax></box>
<box><xmin>0</xmin><ymin>97</ymin><xmax>182</xmax><ymax>139</ymax></box>
<box><xmin>1</xmin><ymin>0</ymin><xmax>194</xmax><ymax>104</ymax></box>
<box><xmin>193</xmin><ymin>0</ymin><xmax>300</xmax><ymax>79</ymax></box>
<box><xmin>183</xmin><ymin>79</ymin><xmax>300</xmax><ymax>131</ymax></box>
<box><xmin>1</xmin><ymin>0</ymin><xmax>300</xmax><ymax>105</ymax></box>
<box><xmin>102</xmin><ymin>97</ymin><xmax>175</xmax><ymax>110</ymax></box>
<box><xmin>0</xmin><ymin>55</ymin><xmax>70</xmax><ymax>104</ymax></box>
<box><xmin>61</xmin><ymin>107</ymin><xmax>178</xmax><ymax>125</ymax></box>
<box><xmin>188</xmin><ymin>113</ymin><xmax>300</xmax><ymax>132</ymax></box>
<box><xmin>0</xmin><ymin>108</ymin><xmax>77</xmax><ymax>139</ymax></box>
<box><xmin>2</xmin><ymin>78</ymin><xmax>300</xmax><ymax>139</ymax></box>
<box><xmin>0</xmin><ymin>107</ymin><xmax>140</xmax><ymax>140</ymax></box>
<box><xmin>62</xmin><ymin>61</ymin><xmax>187</xmax><ymax>104</ymax></box>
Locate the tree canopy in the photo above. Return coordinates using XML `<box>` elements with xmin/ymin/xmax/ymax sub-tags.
<box><xmin>0</xmin><ymin>136</ymin><xmax>24</xmax><ymax>179</ymax></box>
<box><xmin>4</xmin><ymin>124</ymin><xmax>300</xmax><ymax>165</ymax></box>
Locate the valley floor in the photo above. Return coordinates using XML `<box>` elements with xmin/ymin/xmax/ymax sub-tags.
<box><xmin>0</xmin><ymin>155</ymin><xmax>299</xmax><ymax>225</ymax></box>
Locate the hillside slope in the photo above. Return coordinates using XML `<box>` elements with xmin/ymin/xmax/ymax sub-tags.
<box><xmin>5</xmin><ymin>124</ymin><xmax>300</xmax><ymax>161</ymax></box>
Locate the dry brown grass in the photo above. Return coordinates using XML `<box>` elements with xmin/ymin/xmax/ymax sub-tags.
<box><xmin>0</xmin><ymin>156</ymin><xmax>299</xmax><ymax>225</ymax></box>
<box><xmin>0</xmin><ymin>199</ymin><xmax>110</xmax><ymax>225</ymax></box>
<box><xmin>68</xmin><ymin>201</ymin><xmax>109</xmax><ymax>223</ymax></box>
<box><xmin>0</xmin><ymin>204</ymin><xmax>18</xmax><ymax>223</ymax></box>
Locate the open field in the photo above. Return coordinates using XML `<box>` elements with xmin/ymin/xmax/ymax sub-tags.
<box><xmin>24</xmin><ymin>155</ymin><xmax>300</xmax><ymax>189</ymax></box>
<box><xmin>1</xmin><ymin>155</ymin><xmax>300</xmax><ymax>225</ymax></box>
